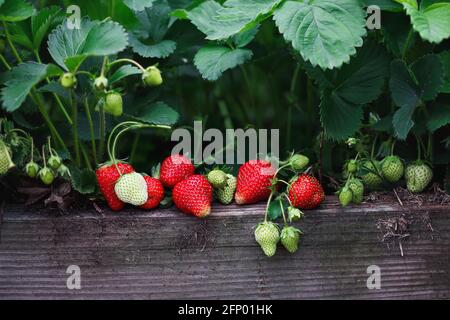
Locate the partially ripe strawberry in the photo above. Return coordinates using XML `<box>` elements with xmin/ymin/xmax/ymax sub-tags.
<box><xmin>235</xmin><ymin>160</ymin><xmax>276</xmax><ymax>205</ymax></box>
<box><xmin>114</xmin><ymin>172</ymin><xmax>148</xmax><ymax>206</ymax></box>
<box><xmin>160</xmin><ymin>154</ymin><xmax>195</xmax><ymax>188</ymax></box>
<box><xmin>96</xmin><ymin>162</ymin><xmax>134</xmax><ymax>211</ymax></box>
<box><xmin>172</xmin><ymin>175</ymin><xmax>213</xmax><ymax>218</ymax></box>
<box><xmin>288</xmin><ymin>175</ymin><xmax>325</xmax><ymax>209</ymax></box>
<box><xmin>140</xmin><ymin>176</ymin><xmax>165</xmax><ymax>210</ymax></box>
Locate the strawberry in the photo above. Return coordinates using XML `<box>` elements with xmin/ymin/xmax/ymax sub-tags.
<box><xmin>348</xmin><ymin>178</ymin><xmax>364</xmax><ymax>204</ymax></box>
<box><xmin>361</xmin><ymin>160</ymin><xmax>383</xmax><ymax>189</ymax></box>
<box><xmin>142</xmin><ymin>66</ymin><xmax>163</xmax><ymax>86</ymax></box>
<box><xmin>405</xmin><ymin>162</ymin><xmax>433</xmax><ymax>193</ymax></box>
<box><xmin>159</xmin><ymin>154</ymin><xmax>195</xmax><ymax>188</ymax></box>
<box><xmin>115</xmin><ymin>172</ymin><xmax>148</xmax><ymax>206</ymax></box>
<box><xmin>0</xmin><ymin>139</ymin><xmax>15</xmax><ymax>175</ymax></box>
<box><xmin>381</xmin><ymin>156</ymin><xmax>404</xmax><ymax>183</ymax></box>
<box><xmin>104</xmin><ymin>92</ymin><xmax>123</xmax><ymax>117</ymax></box>
<box><xmin>254</xmin><ymin>222</ymin><xmax>280</xmax><ymax>257</ymax></box>
<box><xmin>339</xmin><ymin>186</ymin><xmax>353</xmax><ymax>207</ymax></box>
<box><xmin>173</xmin><ymin>175</ymin><xmax>213</xmax><ymax>218</ymax></box>
<box><xmin>347</xmin><ymin>159</ymin><xmax>358</xmax><ymax>174</ymax></box>
<box><xmin>235</xmin><ymin>160</ymin><xmax>276</xmax><ymax>205</ymax></box>
<box><xmin>25</xmin><ymin>161</ymin><xmax>40</xmax><ymax>178</ymax></box>
<box><xmin>288</xmin><ymin>175</ymin><xmax>325</xmax><ymax>209</ymax></box>
<box><xmin>215</xmin><ymin>174</ymin><xmax>237</xmax><ymax>205</ymax></box>
<box><xmin>280</xmin><ymin>226</ymin><xmax>302</xmax><ymax>253</ymax></box>
<box><xmin>140</xmin><ymin>176</ymin><xmax>165</xmax><ymax>209</ymax></box>
<box><xmin>94</xmin><ymin>76</ymin><xmax>108</xmax><ymax>91</ymax></box>
<box><xmin>207</xmin><ymin>169</ymin><xmax>227</xmax><ymax>188</ymax></box>
<box><xmin>60</xmin><ymin>72</ymin><xmax>76</xmax><ymax>88</ymax></box>
<box><xmin>38</xmin><ymin>167</ymin><xmax>54</xmax><ymax>185</ymax></box>
<box><xmin>96</xmin><ymin>162</ymin><xmax>135</xmax><ymax>211</ymax></box>
<box><xmin>47</xmin><ymin>155</ymin><xmax>62</xmax><ymax>170</ymax></box>
<box><xmin>290</xmin><ymin>154</ymin><xmax>309</xmax><ymax>171</ymax></box>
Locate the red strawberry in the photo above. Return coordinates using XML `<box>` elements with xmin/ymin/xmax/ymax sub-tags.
<box><xmin>140</xmin><ymin>176</ymin><xmax>165</xmax><ymax>210</ymax></box>
<box><xmin>160</xmin><ymin>154</ymin><xmax>195</xmax><ymax>188</ymax></box>
<box><xmin>172</xmin><ymin>175</ymin><xmax>213</xmax><ymax>218</ymax></box>
<box><xmin>288</xmin><ymin>175</ymin><xmax>325</xmax><ymax>209</ymax></box>
<box><xmin>235</xmin><ymin>160</ymin><xmax>276</xmax><ymax>205</ymax></box>
<box><xmin>96</xmin><ymin>162</ymin><xmax>134</xmax><ymax>211</ymax></box>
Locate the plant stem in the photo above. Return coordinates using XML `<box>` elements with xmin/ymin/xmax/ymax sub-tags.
<box><xmin>2</xmin><ymin>21</ymin><xmax>23</xmax><ymax>63</ymax></box>
<box><xmin>83</xmin><ymin>96</ymin><xmax>98</xmax><ymax>165</ymax></box>
<box><xmin>264</xmin><ymin>191</ymin><xmax>275</xmax><ymax>223</ymax></box>
<box><xmin>287</xmin><ymin>64</ymin><xmax>301</xmax><ymax>149</ymax></box>
<box><xmin>98</xmin><ymin>104</ymin><xmax>106</xmax><ymax>162</ymax></box>
<box><xmin>70</xmin><ymin>90</ymin><xmax>80</xmax><ymax>166</ymax></box>
<box><xmin>31</xmin><ymin>90</ymin><xmax>68</xmax><ymax>152</ymax></box>
<box><xmin>34</xmin><ymin>50</ymin><xmax>73</xmax><ymax>125</ymax></box>
<box><xmin>402</xmin><ymin>29</ymin><xmax>414</xmax><ymax>61</ymax></box>
<box><xmin>80</xmin><ymin>143</ymin><xmax>92</xmax><ymax>170</ymax></box>
<box><xmin>414</xmin><ymin>135</ymin><xmax>422</xmax><ymax>161</ymax></box>
<box><xmin>279</xmin><ymin>200</ymin><xmax>287</xmax><ymax>226</ymax></box>
<box><xmin>108</xmin><ymin>58</ymin><xmax>146</xmax><ymax>72</ymax></box>
<box><xmin>0</xmin><ymin>54</ymin><xmax>11</xmax><ymax>70</ymax></box>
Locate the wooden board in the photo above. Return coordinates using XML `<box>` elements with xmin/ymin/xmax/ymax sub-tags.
<box><xmin>0</xmin><ymin>197</ymin><xmax>449</xmax><ymax>300</ymax></box>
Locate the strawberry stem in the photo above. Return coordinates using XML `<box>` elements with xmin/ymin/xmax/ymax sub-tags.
<box><xmin>264</xmin><ymin>191</ymin><xmax>275</xmax><ymax>223</ymax></box>
<box><xmin>279</xmin><ymin>200</ymin><xmax>288</xmax><ymax>226</ymax></box>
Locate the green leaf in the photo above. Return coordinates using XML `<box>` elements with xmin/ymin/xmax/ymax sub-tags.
<box><xmin>130</xmin><ymin>0</ymin><xmax>176</xmax><ymax>58</ymax></box>
<box><xmin>129</xmin><ymin>35</ymin><xmax>176</xmax><ymax>58</ymax></box>
<box><xmin>320</xmin><ymin>92</ymin><xmax>363</xmax><ymax>141</ymax></box>
<box><xmin>186</xmin><ymin>0</ymin><xmax>281</xmax><ymax>40</ymax></box>
<box><xmin>273</xmin><ymin>0</ymin><xmax>366</xmax><ymax>69</ymax></box>
<box><xmin>401</xmin><ymin>0</ymin><xmax>450</xmax><ymax>43</ymax></box>
<box><xmin>69</xmin><ymin>166</ymin><xmax>97</xmax><ymax>195</ymax></box>
<box><xmin>389</xmin><ymin>55</ymin><xmax>444</xmax><ymax>139</ymax></box>
<box><xmin>362</xmin><ymin>0</ymin><xmax>403</xmax><ymax>11</ymax></box>
<box><xmin>267</xmin><ymin>200</ymin><xmax>282</xmax><ymax>221</ymax></box>
<box><xmin>134</xmin><ymin>101</ymin><xmax>179</xmax><ymax>126</ymax></box>
<box><xmin>0</xmin><ymin>0</ymin><xmax>34</xmax><ymax>22</ymax></box>
<box><xmin>381</xmin><ymin>12</ymin><xmax>416</xmax><ymax>57</ymax></box>
<box><xmin>232</xmin><ymin>25</ymin><xmax>259</xmax><ymax>48</ymax></box>
<box><xmin>315</xmin><ymin>41</ymin><xmax>390</xmax><ymax>140</ymax></box>
<box><xmin>1</xmin><ymin>62</ymin><xmax>60</xmax><ymax>112</ymax></box>
<box><xmin>123</xmin><ymin>0</ymin><xmax>156</xmax><ymax>11</ymax></box>
<box><xmin>439</xmin><ymin>51</ymin><xmax>450</xmax><ymax>93</ymax></box>
<box><xmin>31</xmin><ymin>6</ymin><xmax>62</xmax><ymax>49</ymax></box>
<box><xmin>194</xmin><ymin>45</ymin><xmax>253</xmax><ymax>81</ymax></box>
<box><xmin>109</xmin><ymin>65</ymin><xmax>142</xmax><ymax>85</ymax></box>
<box><xmin>48</xmin><ymin>18</ymin><xmax>129</xmax><ymax>71</ymax></box>
<box><xmin>427</xmin><ymin>104</ymin><xmax>450</xmax><ymax>132</ymax></box>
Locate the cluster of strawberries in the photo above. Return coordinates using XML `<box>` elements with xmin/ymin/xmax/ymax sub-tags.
<box><xmin>95</xmin><ymin>154</ymin><xmax>325</xmax><ymax>217</ymax></box>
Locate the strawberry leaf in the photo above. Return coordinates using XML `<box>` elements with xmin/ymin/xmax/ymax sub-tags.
<box><xmin>47</xmin><ymin>18</ymin><xmax>129</xmax><ymax>72</ymax></box>
<box><xmin>273</xmin><ymin>0</ymin><xmax>366</xmax><ymax>70</ymax></box>
<box><xmin>133</xmin><ymin>101</ymin><xmax>179</xmax><ymax>126</ymax></box>
<box><xmin>0</xmin><ymin>0</ymin><xmax>34</xmax><ymax>22</ymax></box>
<box><xmin>427</xmin><ymin>104</ymin><xmax>450</xmax><ymax>132</ymax></box>
<box><xmin>69</xmin><ymin>166</ymin><xmax>97</xmax><ymax>195</ymax></box>
<box><xmin>194</xmin><ymin>45</ymin><xmax>253</xmax><ymax>81</ymax></box>
<box><xmin>439</xmin><ymin>51</ymin><xmax>450</xmax><ymax>93</ymax></box>
<box><xmin>109</xmin><ymin>65</ymin><xmax>142</xmax><ymax>85</ymax></box>
<box><xmin>1</xmin><ymin>62</ymin><xmax>63</xmax><ymax>112</ymax></box>
<box><xmin>399</xmin><ymin>0</ymin><xmax>450</xmax><ymax>43</ymax></box>
<box><xmin>123</xmin><ymin>0</ymin><xmax>156</xmax><ymax>11</ymax></box>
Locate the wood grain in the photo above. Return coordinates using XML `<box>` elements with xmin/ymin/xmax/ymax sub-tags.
<box><xmin>0</xmin><ymin>197</ymin><xmax>449</xmax><ymax>300</ymax></box>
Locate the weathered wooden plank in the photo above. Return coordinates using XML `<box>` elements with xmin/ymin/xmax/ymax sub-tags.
<box><xmin>0</xmin><ymin>196</ymin><xmax>449</xmax><ymax>299</ymax></box>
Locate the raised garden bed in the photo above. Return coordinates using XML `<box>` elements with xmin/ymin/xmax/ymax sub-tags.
<box><xmin>0</xmin><ymin>196</ymin><xmax>449</xmax><ymax>300</ymax></box>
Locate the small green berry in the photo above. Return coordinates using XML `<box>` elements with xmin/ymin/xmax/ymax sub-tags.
<box><xmin>94</xmin><ymin>76</ymin><xmax>108</xmax><ymax>91</ymax></box>
<box><xmin>60</xmin><ymin>72</ymin><xmax>77</xmax><ymax>89</ymax></box>
<box><xmin>39</xmin><ymin>167</ymin><xmax>55</xmax><ymax>185</ymax></box>
<box><xmin>290</xmin><ymin>154</ymin><xmax>310</xmax><ymax>171</ymax></box>
<box><xmin>142</xmin><ymin>66</ymin><xmax>163</xmax><ymax>86</ymax></box>
<box><xmin>25</xmin><ymin>161</ymin><xmax>40</xmax><ymax>178</ymax></box>
<box><xmin>47</xmin><ymin>155</ymin><xmax>62</xmax><ymax>170</ymax></box>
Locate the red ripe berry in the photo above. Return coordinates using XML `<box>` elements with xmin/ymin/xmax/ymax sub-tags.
<box><xmin>96</xmin><ymin>162</ymin><xmax>134</xmax><ymax>211</ymax></box>
<box><xmin>288</xmin><ymin>175</ymin><xmax>325</xmax><ymax>209</ymax></box>
<box><xmin>172</xmin><ymin>175</ymin><xmax>213</xmax><ymax>218</ymax></box>
<box><xmin>235</xmin><ymin>160</ymin><xmax>276</xmax><ymax>205</ymax></box>
<box><xmin>160</xmin><ymin>154</ymin><xmax>195</xmax><ymax>188</ymax></box>
<box><xmin>140</xmin><ymin>176</ymin><xmax>165</xmax><ymax>210</ymax></box>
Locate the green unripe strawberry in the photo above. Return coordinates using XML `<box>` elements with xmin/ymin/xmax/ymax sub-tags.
<box><xmin>339</xmin><ymin>187</ymin><xmax>353</xmax><ymax>207</ymax></box>
<box><xmin>142</xmin><ymin>66</ymin><xmax>163</xmax><ymax>86</ymax></box>
<box><xmin>25</xmin><ymin>161</ymin><xmax>40</xmax><ymax>178</ymax></box>
<box><xmin>361</xmin><ymin>160</ymin><xmax>383</xmax><ymax>189</ymax></box>
<box><xmin>114</xmin><ymin>172</ymin><xmax>148</xmax><ymax>206</ymax></box>
<box><xmin>287</xmin><ymin>206</ymin><xmax>302</xmax><ymax>222</ymax></box>
<box><xmin>347</xmin><ymin>160</ymin><xmax>358</xmax><ymax>174</ymax></box>
<box><xmin>280</xmin><ymin>226</ymin><xmax>302</xmax><ymax>253</ymax></box>
<box><xmin>57</xmin><ymin>164</ymin><xmax>71</xmax><ymax>179</ymax></box>
<box><xmin>60</xmin><ymin>72</ymin><xmax>76</xmax><ymax>89</ymax></box>
<box><xmin>254</xmin><ymin>222</ymin><xmax>280</xmax><ymax>257</ymax></box>
<box><xmin>405</xmin><ymin>162</ymin><xmax>433</xmax><ymax>193</ymax></box>
<box><xmin>207</xmin><ymin>169</ymin><xmax>227</xmax><ymax>188</ymax></box>
<box><xmin>381</xmin><ymin>156</ymin><xmax>404</xmax><ymax>183</ymax></box>
<box><xmin>104</xmin><ymin>92</ymin><xmax>123</xmax><ymax>117</ymax></box>
<box><xmin>47</xmin><ymin>155</ymin><xmax>62</xmax><ymax>170</ymax></box>
<box><xmin>215</xmin><ymin>174</ymin><xmax>236</xmax><ymax>204</ymax></box>
<box><xmin>94</xmin><ymin>76</ymin><xmax>108</xmax><ymax>91</ymax></box>
<box><xmin>39</xmin><ymin>167</ymin><xmax>55</xmax><ymax>185</ymax></box>
<box><xmin>0</xmin><ymin>140</ymin><xmax>15</xmax><ymax>175</ymax></box>
<box><xmin>290</xmin><ymin>154</ymin><xmax>310</xmax><ymax>171</ymax></box>
<box><xmin>348</xmin><ymin>178</ymin><xmax>364</xmax><ymax>204</ymax></box>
